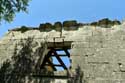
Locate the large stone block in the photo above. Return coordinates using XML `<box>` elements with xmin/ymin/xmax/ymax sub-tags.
<box><xmin>71</xmin><ymin>47</ymin><xmax>96</xmax><ymax>56</ymax></box>
<box><xmin>71</xmin><ymin>56</ymin><xmax>86</xmax><ymax>69</ymax></box>
<box><xmin>71</xmin><ymin>42</ymin><xmax>90</xmax><ymax>48</ymax></box>
<box><xmin>84</xmin><ymin>63</ymin><xmax>113</xmax><ymax>79</ymax></box>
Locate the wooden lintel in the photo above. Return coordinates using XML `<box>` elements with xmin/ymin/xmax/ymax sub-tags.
<box><xmin>47</xmin><ymin>41</ymin><xmax>72</xmax><ymax>48</ymax></box>
<box><xmin>63</xmin><ymin>49</ymin><xmax>70</xmax><ymax>57</ymax></box>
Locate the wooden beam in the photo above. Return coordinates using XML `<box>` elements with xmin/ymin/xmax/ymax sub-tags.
<box><xmin>46</xmin><ymin>58</ymin><xmax>57</xmax><ymax>71</ymax></box>
<box><xmin>63</xmin><ymin>49</ymin><xmax>70</xmax><ymax>57</ymax></box>
<box><xmin>32</xmin><ymin>75</ymin><xmax>68</xmax><ymax>79</ymax></box>
<box><xmin>47</xmin><ymin>41</ymin><xmax>72</xmax><ymax>48</ymax></box>
<box><xmin>52</xmin><ymin>49</ymin><xmax>67</xmax><ymax>70</ymax></box>
<box><xmin>40</xmin><ymin>50</ymin><xmax>57</xmax><ymax>71</ymax></box>
<box><xmin>51</xmin><ymin>54</ymin><xmax>68</xmax><ymax>57</ymax></box>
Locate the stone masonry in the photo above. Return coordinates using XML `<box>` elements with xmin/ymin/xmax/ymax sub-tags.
<box><xmin>0</xmin><ymin>21</ymin><xmax>125</xmax><ymax>83</ymax></box>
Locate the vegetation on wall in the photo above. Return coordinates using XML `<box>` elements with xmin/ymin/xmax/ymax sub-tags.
<box><xmin>53</xmin><ymin>21</ymin><xmax>62</xmax><ymax>31</ymax></box>
<box><xmin>90</xmin><ymin>18</ymin><xmax>121</xmax><ymax>28</ymax></box>
<box><xmin>11</xmin><ymin>26</ymin><xmax>30</xmax><ymax>33</ymax></box>
<box><xmin>63</xmin><ymin>20</ymin><xmax>77</xmax><ymax>27</ymax></box>
<box><xmin>0</xmin><ymin>38</ymin><xmax>53</xmax><ymax>83</ymax></box>
<box><xmin>39</xmin><ymin>23</ymin><xmax>53</xmax><ymax>31</ymax></box>
<box><xmin>10</xmin><ymin>18</ymin><xmax>121</xmax><ymax>32</ymax></box>
<box><xmin>54</xmin><ymin>21</ymin><xmax>62</xmax><ymax>28</ymax></box>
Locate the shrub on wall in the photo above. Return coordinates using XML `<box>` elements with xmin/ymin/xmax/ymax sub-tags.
<box><xmin>63</xmin><ymin>20</ymin><xmax>78</xmax><ymax>30</ymax></box>
<box><xmin>98</xmin><ymin>18</ymin><xmax>112</xmax><ymax>27</ymax></box>
<box><xmin>53</xmin><ymin>21</ymin><xmax>62</xmax><ymax>31</ymax></box>
<box><xmin>16</xmin><ymin>26</ymin><xmax>30</xmax><ymax>33</ymax></box>
<box><xmin>54</xmin><ymin>22</ymin><xmax>62</xmax><ymax>28</ymax></box>
<box><xmin>112</xmin><ymin>20</ymin><xmax>121</xmax><ymax>25</ymax></box>
<box><xmin>63</xmin><ymin>20</ymin><xmax>77</xmax><ymax>27</ymax></box>
<box><xmin>45</xmin><ymin>23</ymin><xmax>53</xmax><ymax>29</ymax></box>
<box><xmin>39</xmin><ymin>23</ymin><xmax>53</xmax><ymax>31</ymax></box>
<box><xmin>39</xmin><ymin>23</ymin><xmax>45</xmax><ymax>29</ymax></box>
<box><xmin>10</xmin><ymin>18</ymin><xmax>121</xmax><ymax>32</ymax></box>
<box><xmin>90</xmin><ymin>18</ymin><xmax>121</xmax><ymax>28</ymax></box>
<box><xmin>90</xmin><ymin>22</ymin><xmax>98</xmax><ymax>26</ymax></box>
<box><xmin>77</xmin><ymin>23</ymin><xmax>84</xmax><ymax>27</ymax></box>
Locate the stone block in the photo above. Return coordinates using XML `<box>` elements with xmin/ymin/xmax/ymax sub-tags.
<box><xmin>71</xmin><ymin>48</ymin><xmax>85</xmax><ymax>56</ymax></box>
<box><xmin>71</xmin><ymin>47</ymin><xmax>96</xmax><ymax>56</ymax></box>
<box><xmin>87</xmin><ymin>56</ymin><xmax>110</xmax><ymax>63</ymax></box>
<box><xmin>71</xmin><ymin>56</ymin><xmax>86</xmax><ymax>69</ymax></box>
<box><xmin>121</xmin><ymin>72</ymin><xmax>125</xmax><ymax>79</ymax></box>
<box><xmin>87</xmin><ymin>79</ymin><xmax>116</xmax><ymax>83</ymax></box>
<box><xmin>71</xmin><ymin>42</ymin><xmax>90</xmax><ymax>48</ymax></box>
<box><xmin>86</xmin><ymin>35</ymin><xmax>103</xmax><ymax>43</ymax></box>
<box><xmin>119</xmin><ymin>63</ymin><xmax>125</xmax><ymax>72</ymax></box>
<box><xmin>103</xmin><ymin>40</ymin><xmax>122</xmax><ymax>48</ymax></box>
<box><xmin>112</xmin><ymin>63</ymin><xmax>120</xmax><ymax>72</ymax></box>
<box><xmin>89</xmin><ymin>41</ymin><xmax>102</xmax><ymax>48</ymax></box>
<box><xmin>112</xmin><ymin>72</ymin><xmax>122</xmax><ymax>79</ymax></box>
<box><xmin>84</xmin><ymin>63</ymin><xmax>113</xmax><ymax>80</ymax></box>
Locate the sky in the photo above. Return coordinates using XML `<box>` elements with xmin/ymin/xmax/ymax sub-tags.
<box><xmin>0</xmin><ymin>0</ymin><xmax>125</xmax><ymax>37</ymax></box>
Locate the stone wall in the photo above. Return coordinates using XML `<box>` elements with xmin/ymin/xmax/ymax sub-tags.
<box><xmin>0</xmin><ymin>22</ymin><xmax>125</xmax><ymax>83</ymax></box>
<box><xmin>71</xmin><ymin>24</ymin><xmax>125</xmax><ymax>83</ymax></box>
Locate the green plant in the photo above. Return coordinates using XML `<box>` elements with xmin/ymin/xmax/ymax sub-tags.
<box><xmin>54</xmin><ymin>21</ymin><xmax>62</xmax><ymax>28</ymax></box>
<box><xmin>0</xmin><ymin>0</ymin><xmax>30</xmax><ymax>22</ymax></box>
<box><xmin>90</xmin><ymin>22</ymin><xmax>98</xmax><ymax>26</ymax></box>
<box><xmin>39</xmin><ymin>23</ymin><xmax>53</xmax><ymax>31</ymax></box>
<box><xmin>18</xmin><ymin>26</ymin><xmax>30</xmax><ymax>33</ymax></box>
<box><xmin>112</xmin><ymin>20</ymin><xmax>121</xmax><ymax>25</ymax></box>
<box><xmin>45</xmin><ymin>23</ymin><xmax>53</xmax><ymax>28</ymax></box>
<box><xmin>63</xmin><ymin>20</ymin><xmax>77</xmax><ymax>27</ymax></box>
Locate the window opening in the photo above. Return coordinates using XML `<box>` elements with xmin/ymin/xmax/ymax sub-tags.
<box><xmin>60</xmin><ymin>57</ymin><xmax>70</xmax><ymax>68</ymax></box>
<box><xmin>40</xmin><ymin>47</ymin><xmax>71</xmax><ymax>71</ymax></box>
<box><xmin>56</xmin><ymin>50</ymin><xmax>66</xmax><ymax>55</ymax></box>
<box><xmin>40</xmin><ymin>37</ymin><xmax>72</xmax><ymax>72</ymax></box>
<box><xmin>52</xmin><ymin>49</ymin><xmax>71</xmax><ymax>71</ymax></box>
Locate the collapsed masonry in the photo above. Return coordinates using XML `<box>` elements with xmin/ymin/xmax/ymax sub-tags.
<box><xmin>0</xmin><ymin>20</ymin><xmax>125</xmax><ymax>83</ymax></box>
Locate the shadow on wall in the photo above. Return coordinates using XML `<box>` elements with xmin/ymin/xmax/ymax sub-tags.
<box><xmin>0</xmin><ymin>38</ymin><xmax>53</xmax><ymax>83</ymax></box>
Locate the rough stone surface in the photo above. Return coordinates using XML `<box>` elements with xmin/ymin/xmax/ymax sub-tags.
<box><xmin>1</xmin><ymin>22</ymin><xmax>125</xmax><ymax>83</ymax></box>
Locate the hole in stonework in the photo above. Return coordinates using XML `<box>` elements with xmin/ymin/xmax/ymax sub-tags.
<box><xmin>118</xmin><ymin>63</ymin><xmax>122</xmax><ymax>66</ymax></box>
<box><xmin>118</xmin><ymin>63</ymin><xmax>123</xmax><ymax>67</ymax></box>
<box><xmin>52</xmin><ymin>57</ymin><xmax>60</xmax><ymax>64</ymax></box>
<box><xmin>55</xmin><ymin>67</ymin><xmax>64</xmax><ymax>71</ymax></box>
<box><xmin>56</xmin><ymin>50</ymin><xmax>66</xmax><ymax>55</ymax></box>
<box><xmin>85</xmin><ymin>55</ymin><xmax>88</xmax><ymax>57</ymax></box>
<box><xmin>40</xmin><ymin>41</ymin><xmax>72</xmax><ymax>72</ymax></box>
<box><xmin>60</xmin><ymin>57</ymin><xmax>70</xmax><ymax>68</ymax></box>
<box><xmin>52</xmin><ymin>49</ymin><xmax>71</xmax><ymax>71</ymax></box>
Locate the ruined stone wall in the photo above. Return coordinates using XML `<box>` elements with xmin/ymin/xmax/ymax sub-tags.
<box><xmin>0</xmin><ymin>22</ymin><xmax>125</xmax><ymax>83</ymax></box>
<box><xmin>71</xmin><ymin>24</ymin><xmax>125</xmax><ymax>83</ymax></box>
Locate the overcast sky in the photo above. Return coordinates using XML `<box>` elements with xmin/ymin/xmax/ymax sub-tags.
<box><xmin>0</xmin><ymin>0</ymin><xmax>125</xmax><ymax>37</ymax></box>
